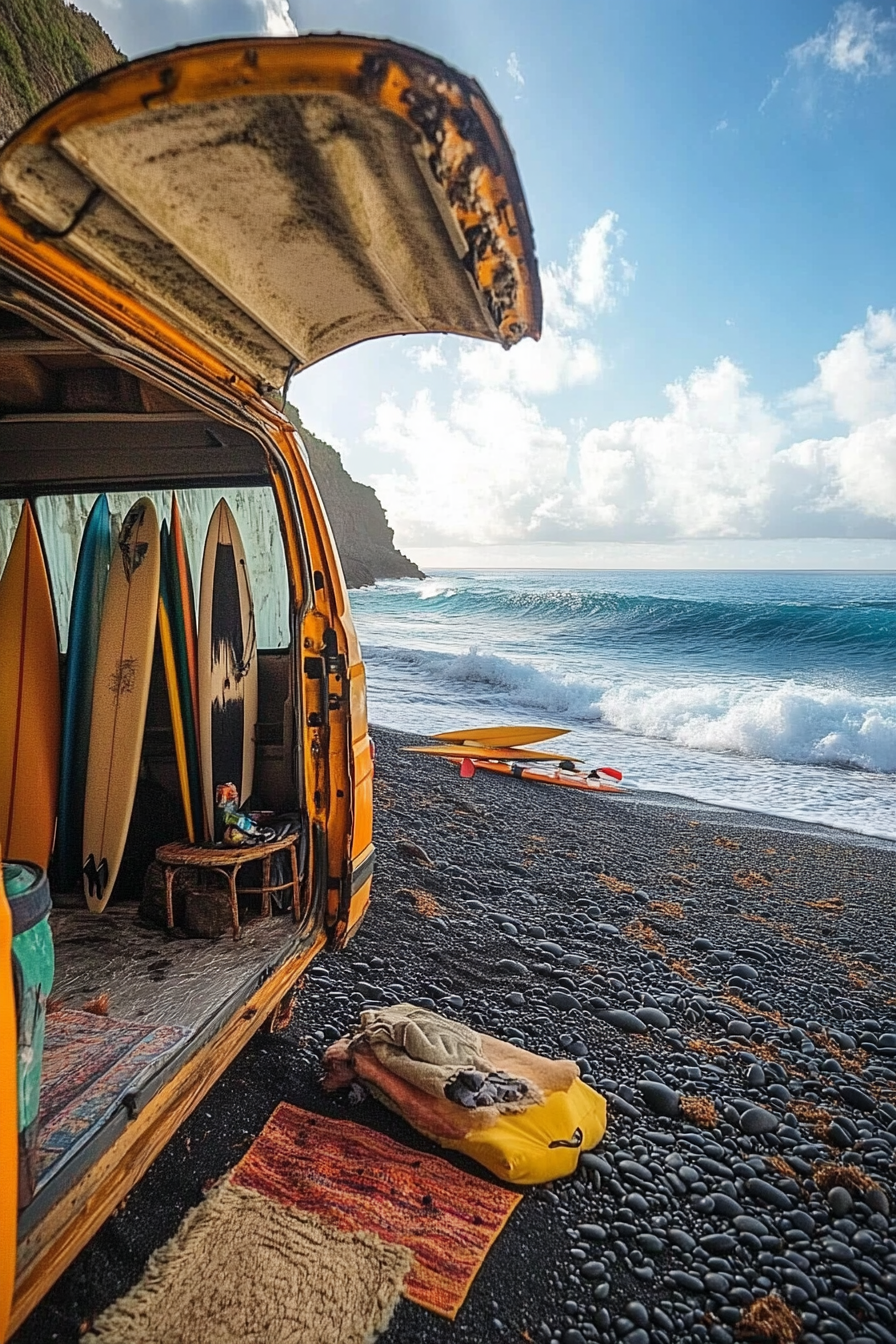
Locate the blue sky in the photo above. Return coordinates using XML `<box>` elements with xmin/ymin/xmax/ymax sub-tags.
<box><xmin>82</xmin><ymin>1</ymin><xmax>896</xmax><ymax>567</ymax></box>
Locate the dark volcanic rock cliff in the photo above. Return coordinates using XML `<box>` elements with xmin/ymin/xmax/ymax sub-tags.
<box><xmin>283</xmin><ymin>405</ymin><xmax>423</xmax><ymax>589</ymax></box>
<box><xmin>0</xmin><ymin>0</ymin><xmax>122</xmax><ymax>141</ymax></box>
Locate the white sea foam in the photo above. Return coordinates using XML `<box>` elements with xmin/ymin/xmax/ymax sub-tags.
<box><xmin>599</xmin><ymin>680</ymin><xmax>896</xmax><ymax>773</ymax></box>
<box><xmin>417</xmin><ymin>579</ymin><xmax>458</xmax><ymax>600</ymax></box>
<box><xmin>368</xmin><ymin>644</ymin><xmax>604</xmax><ymax>719</ymax></box>
<box><xmin>367</xmin><ymin>643</ymin><xmax>896</xmax><ymax>774</ymax></box>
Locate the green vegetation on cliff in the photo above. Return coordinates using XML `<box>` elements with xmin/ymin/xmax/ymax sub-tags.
<box><xmin>0</xmin><ymin>0</ymin><xmax>121</xmax><ymax>141</ymax></box>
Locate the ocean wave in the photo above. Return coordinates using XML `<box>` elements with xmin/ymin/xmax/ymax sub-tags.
<box><xmin>363</xmin><ymin>581</ymin><xmax>896</xmax><ymax>654</ymax></box>
<box><xmin>365</xmin><ymin>643</ymin><xmax>896</xmax><ymax>774</ymax></box>
<box><xmin>365</xmin><ymin>644</ymin><xmax>604</xmax><ymax>719</ymax></box>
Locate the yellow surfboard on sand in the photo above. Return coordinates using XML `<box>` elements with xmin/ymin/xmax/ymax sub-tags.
<box><xmin>0</xmin><ymin>502</ymin><xmax>61</xmax><ymax>869</ymax></box>
<box><xmin>432</xmin><ymin>725</ymin><xmax>569</xmax><ymax>748</ymax></box>
<box><xmin>404</xmin><ymin>744</ymin><xmax>581</xmax><ymax>762</ymax></box>
<box><xmin>83</xmin><ymin>498</ymin><xmax>160</xmax><ymax>912</ymax></box>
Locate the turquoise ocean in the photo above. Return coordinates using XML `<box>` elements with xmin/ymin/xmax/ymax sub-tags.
<box><xmin>349</xmin><ymin>570</ymin><xmax>896</xmax><ymax>840</ymax></box>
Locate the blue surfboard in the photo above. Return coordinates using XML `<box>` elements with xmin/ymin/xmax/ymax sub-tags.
<box><xmin>55</xmin><ymin>495</ymin><xmax>112</xmax><ymax>889</ymax></box>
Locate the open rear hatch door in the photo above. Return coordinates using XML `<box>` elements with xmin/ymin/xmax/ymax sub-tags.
<box><xmin>0</xmin><ymin>35</ymin><xmax>541</xmax><ymax>396</ymax></box>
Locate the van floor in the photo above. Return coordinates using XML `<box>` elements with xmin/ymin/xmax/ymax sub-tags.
<box><xmin>20</xmin><ymin>897</ymin><xmax>316</xmax><ymax>1241</ymax></box>
<box><xmin>47</xmin><ymin>895</ymin><xmax>300</xmax><ymax>1030</ymax></box>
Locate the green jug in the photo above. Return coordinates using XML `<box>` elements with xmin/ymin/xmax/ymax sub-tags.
<box><xmin>5</xmin><ymin>861</ymin><xmax>54</xmax><ymax>1208</ymax></box>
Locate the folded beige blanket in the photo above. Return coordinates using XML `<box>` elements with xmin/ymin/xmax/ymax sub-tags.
<box><xmin>358</xmin><ymin>1004</ymin><xmax>509</xmax><ymax>1103</ymax></box>
<box><xmin>324</xmin><ymin>1005</ymin><xmax>579</xmax><ymax>1121</ymax></box>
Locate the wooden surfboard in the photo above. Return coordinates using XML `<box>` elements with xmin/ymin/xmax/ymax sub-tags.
<box><xmin>466</xmin><ymin>759</ymin><xmax>625</xmax><ymax>792</ymax></box>
<box><xmin>198</xmin><ymin>500</ymin><xmax>258</xmax><ymax>840</ymax></box>
<box><xmin>404</xmin><ymin>744</ymin><xmax>581</xmax><ymax>762</ymax></box>
<box><xmin>0</xmin><ymin>502</ymin><xmax>61</xmax><ymax>869</ymax></box>
<box><xmin>432</xmin><ymin>725</ymin><xmax>569</xmax><ymax>747</ymax></box>
<box><xmin>83</xmin><ymin>498</ymin><xmax>160</xmax><ymax>911</ymax></box>
<box><xmin>56</xmin><ymin>494</ymin><xmax>112</xmax><ymax>889</ymax></box>
<box><xmin>159</xmin><ymin>506</ymin><xmax>203</xmax><ymax>842</ymax></box>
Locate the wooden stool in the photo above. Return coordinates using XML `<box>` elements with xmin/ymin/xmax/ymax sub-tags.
<box><xmin>155</xmin><ymin>835</ymin><xmax>301</xmax><ymax>940</ymax></box>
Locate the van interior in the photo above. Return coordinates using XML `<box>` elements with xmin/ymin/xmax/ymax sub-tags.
<box><xmin>0</xmin><ymin>302</ymin><xmax>320</xmax><ymax>1244</ymax></box>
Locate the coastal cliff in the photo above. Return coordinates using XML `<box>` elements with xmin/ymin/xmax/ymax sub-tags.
<box><xmin>282</xmin><ymin>405</ymin><xmax>423</xmax><ymax>589</ymax></box>
<box><xmin>0</xmin><ymin>0</ymin><xmax>122</xmax><ymax>140</ymax></box>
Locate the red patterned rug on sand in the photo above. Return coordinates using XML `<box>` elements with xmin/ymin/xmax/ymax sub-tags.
<box><xmin>230</xmin><ymin>1102</ymin><xmax>521</xmax><ymax>1319</ymax></box>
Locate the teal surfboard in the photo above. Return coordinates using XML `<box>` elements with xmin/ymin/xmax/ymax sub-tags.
<box><xmin>56</xmin><ymin>495</ymin><xmax>112</xmax><ymax>890</ymax></box>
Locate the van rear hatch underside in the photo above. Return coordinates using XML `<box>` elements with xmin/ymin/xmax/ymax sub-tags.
<box><xmin>0</xmin><ymin>39</ymin><xmax>541</xmax><ymax>394</ymax></box>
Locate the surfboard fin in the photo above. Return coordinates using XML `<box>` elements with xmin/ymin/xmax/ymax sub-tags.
<box><xmin>82</xmin><ymin>854</ymin><xmax>109</xmax><ymax>903</ymax></box>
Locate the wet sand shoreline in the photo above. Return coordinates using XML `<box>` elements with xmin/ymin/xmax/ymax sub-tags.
<box><xmin>16</xmin><ymin>726</ymin><xmax>896</xmax><ymax>1344</ymax></box>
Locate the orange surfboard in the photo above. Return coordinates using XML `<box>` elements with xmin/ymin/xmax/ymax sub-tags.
<box><xmin>0</xmin><ymin>502</ymin><xmax>61</xmax><ymax>868</ymax></box>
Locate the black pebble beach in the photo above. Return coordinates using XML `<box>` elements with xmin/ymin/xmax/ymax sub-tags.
<box><xmin>17</xmin><ymin>726</ymin><xmax>896</xmax><ymax>1344</ymax></box>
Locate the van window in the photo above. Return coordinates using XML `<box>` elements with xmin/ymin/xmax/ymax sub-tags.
<box><xmin>0</xmin><ymin>486</ymin><xmax>290</xmax><ymax>651</ymax></box>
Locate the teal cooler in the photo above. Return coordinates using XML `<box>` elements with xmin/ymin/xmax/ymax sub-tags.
<box><xmin>5</xmin><ymin>861</ymin><xmax>54</xmax><ymax>1209</ymax></box>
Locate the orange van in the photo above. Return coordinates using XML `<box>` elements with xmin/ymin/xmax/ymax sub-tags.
<box><xmin>0</xmin><ymin>34</ymin><xmax>540</xmax><ymax>1336</ymax></box>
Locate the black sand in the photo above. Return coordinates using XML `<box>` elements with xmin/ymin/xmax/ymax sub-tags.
<box><xmin>16</xmin><ymin>726</ymin><xmax>896</xmax><ymax>1344</ymax></box>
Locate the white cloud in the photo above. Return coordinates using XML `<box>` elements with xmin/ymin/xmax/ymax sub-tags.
<box><xmin>713</xmin><ymin>118</ymin><xmax>729</xmax><ymax>133</ymax></box>
<box><xmin>368</xmin><ymin>388</ymin><xmax>569</xmax><ymax>545</ymax></box>
<box><xmin>454</xmin><ymin>213</ymin><xmax>630</xmax><ymax>399</ymax></box>
<box><xmin>368</xmin><ymin>289</ymin><xmax>896</xmax><ymax>545</ymax></box>
<box><xmin>789</xmin><ymin>309</ymin><xmax>896</xmax><ymax>427</ymax></box>
<box><xmin>261</xmin><ymin>0</ymin><xmax>297</xmax><ymax>35</ymax></box>
<box><xmin>574</xmin><ymin>359</ymin><xmax>784</xmax><ymax>537</ymax></box>
<box><xmin>408</xmin><ymin>344</ymin><xmax>447</xmax><ymax>372</ymax></box>
<box><xmin>337</xmin><ymin>203</ymin><xmax>896</xmax><ymax>549</ymax></box>
<box><xmin>818</xmin><ymin>416</ymin><xmax>896</xmax><ymax>519</ymax></box>
<box><xmin>761</xmin><ymin>3</ymin><xmax>896</xmax><ymax>112</ymax></box>
<box><xmin>773</xmin><ymin>411</ymin><xmax>896</xmax><ymax>526</ymax></box>
<box><xmin>791</xmin><ymin>2</ymin><xmax>896</xmax><ymax>78</ymax></box>
<box><xmin>556</xmin><ymin>211</ymin><xmax>633</xmax><ymax>317</ymax></box>
<box><xmin>506</xmin><ymin>52</ymin><xmax>525</xmax><ymax>88</ymax></box>
<box><xmin>357</xmin><ymin>214</ymin><xmax>634</xmax><ymax>544</ymax></box>
<box><xmin>456</xmin><ymin>315</ymin><xmax>602</xmax><ymax>398</ymax></box>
